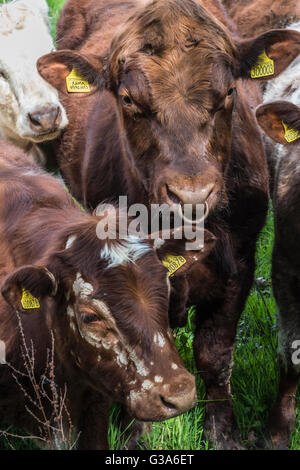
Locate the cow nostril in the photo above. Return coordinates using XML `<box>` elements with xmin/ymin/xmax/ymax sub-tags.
<box><xmin>28</xmin><ymin>113</ymin><xmax>42</xmax><ymax>128</ymax></box>
<box><xmin>160</xmin><ymin>395</ymin><xmax>177</xmax><ymax>411</ymax></box>
<box><xmin>166</xmin><ymin>186</ymin><xmax>182</xmax><ymax>206</ymax></box>
<box><xmin>28</xmin><ymin>106</ymin><xmax>61</xmax><ymax>133</ymax></box>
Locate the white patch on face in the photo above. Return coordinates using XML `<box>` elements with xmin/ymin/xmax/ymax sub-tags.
<box><xmin>142</xmin><ymin>380</ymin><xmax>153</xmax><ymax>390</ymax></box>
<box><xmin>66</xmin><ymin>236</ymin><xmax>76</xmax><ymax>250</ymax></box>
<box><xmin>76</xmin><ymin>295</ymin><xmax>149</xmax><ymax>377</ymax></box>
<box><xmin>82</xmin><ymin>331</ymin><xmax>101</xmax><ymax>349</ymax></box>
<box><xmin>130</xmin><ymin>390</ymin><xmax>141</xmax><ymax>403</ymax></box>
<box><xmin>129</xmin><ymin>350</ymin><xmax>149</xmax><ymax>377</ymax></box>
<box><xmin>154</xmin><ymin>376</ymin><xmax>163</xmax><ymax>383</ymax></box>
<box><xmin>100</xmin><ymin>236</ymin><xmax>151</xmax><ymax>268</ymax></box>
<box><xmin>67</xmin><ymin>306</ymin><xmax>75</xmax><ymax>318</ymax></box>
<box><xmin>171</xmin><ymin>363</ymin><xmax>178</xmax><ymax>370</ymax></box>
<box><xmin>73</xmin><ymin>273</ymin><xmax>93</xmax><ymax>299</ymax></box>
<box><xmin>153</xmin><ymin>333</ymin><xmax>166</xmax><ymax>348</ymax></box>
<box><xmin>91</xmin><ymin>299</ymin><xmax>111</xmax><ymax>317</ymax></box>
<box><xmin>0</xmin><ymin>0</ymin><xmax>68</xmax><ymax>149</ymax></box>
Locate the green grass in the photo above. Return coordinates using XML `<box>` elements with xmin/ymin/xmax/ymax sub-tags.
<box><xmin>0</xmin><ymin>0</ymin><xmax>299</xmax><ymax>451</ymax></box>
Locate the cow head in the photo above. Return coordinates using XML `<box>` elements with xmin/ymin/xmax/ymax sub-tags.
<box><xmin>0</xmin><ymin>214</ymin><xmax>215</xmax><ymax>421</ymax></box>
<box><xmin>38</xmin><ymin>0</ymin><xmax>300</xmax><ymax>212</ymax></box>
<box><xmin>0</xmin><ymin>0</ymin><xmax>68</xmax><ymax>145</ymax></box>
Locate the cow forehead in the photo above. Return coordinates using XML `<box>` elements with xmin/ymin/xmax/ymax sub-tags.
<box><xmin>0</xmin><ymin>9</ymin><xmax>53</xmax><ymax>71</ymax></box>
<box><xmin>112</xmin><ymin>0</ymin><xmax>234</xmax><ymax>65</ymax></box>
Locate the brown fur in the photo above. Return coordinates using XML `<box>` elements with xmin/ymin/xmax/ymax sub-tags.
<box><xmin>223</xmin><ymin>0</ymin><xmax>300</xmax><ymax>37</ymax></box>
<box><xmin>256</xmin><ymin>101</ymin><xmax>300</xmax><ymax>449</ymax></box>
<box><xmin>36</xmin><ymin>0</ymin><xmax>300</xmax><ymax>449</ymax></box>
<box><xmin>0</xmin><ymin>140</ymin><xmax>200</xmax><ymax>449</ymax></box>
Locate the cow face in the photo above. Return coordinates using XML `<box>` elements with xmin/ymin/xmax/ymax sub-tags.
<box><xmin>0</xmin><ymin>0</ymin><xmax>68</xmax><ymax>145</ymax></box>
<box><xmin>38</xmin><ymin>0</ymin><xmax>300</xmax><ymax>214</ymax></box>
<box><xmin>0</xmin><ymin>219</ymin><xmax>215</xmax><ymax>422</ymax></box>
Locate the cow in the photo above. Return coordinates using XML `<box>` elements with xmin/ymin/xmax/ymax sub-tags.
<box><xmin>262</xmin><ymin>21</ymin><xmax>300</xmax><ymax>193</ymax></box>
<box><xmin>222</xmin><ymin>0</ymin><xmax>300</xmax><ymax>38</ymax></box>
<box><xmin>0</xmin><ymin>0</ymin><xmax>68</xmax><ymax>165</ymax></box>
<box><xmin>37</xmin><ymin>0</ymin><xmax>300</xmax><ymax>449</ymax></box>
<box><xmin>0</xmin><ymin>140</ymin><xmax>209</xmax><ymax>450</ymax></box>
<box><xmin>256</xmin><ymin>100</ymin><xmax>300</xmax><ymax>449</ymax></box>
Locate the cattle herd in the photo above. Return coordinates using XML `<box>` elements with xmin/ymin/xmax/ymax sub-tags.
<box><xmin>0</xmin><ymin>0</ymin><xmax>299</xmax><ymax>451</ymax></box>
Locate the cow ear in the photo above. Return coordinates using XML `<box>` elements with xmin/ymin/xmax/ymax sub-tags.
<box><xmin>37</xmin><ymin>50</ymin><xmax>105</xmax><ymax>96</ymax></box>
<box><xmin>256</xmin><ymin>101</ymin><xmax>300</xmax><ymax>145</ymax></box>
<box><xmin>1</xmin><ymin>266</ymin><xmax>58</xmax><ymax>313</ymax></box>
<box><xmin>154</xmin><ymin>230</ymin><xmax>216</xmax><ymax>278</ymax></box>
<box><xmin>237</xmin><ymin>29</ymin><xmax>300</xmax><ymax>80</ymax></box>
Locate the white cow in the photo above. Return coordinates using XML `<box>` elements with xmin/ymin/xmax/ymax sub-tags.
<box><xmin>0</xmin><ymin>0</ymin><xmax>68</xmax><ymax>164</ymax></box>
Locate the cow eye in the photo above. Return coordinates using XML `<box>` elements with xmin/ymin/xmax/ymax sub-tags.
<box><xmin>82</xmin><ymin>313</ymin><xmax>99</xmax><ymax>324</ymax></box>
<box><xmin>0</xmin><ymin>71</ymin><xmax>6</xmax><ymax>80</ymax></box>
<box><xmin>121</xmin><ymin>95</ymin><xmax>132</xmax><ymax>105</ymax></box>
<box><xmin>227</xmin><ymin>88</ymin><xmax>235</xmax><ymax>96</ymax></box>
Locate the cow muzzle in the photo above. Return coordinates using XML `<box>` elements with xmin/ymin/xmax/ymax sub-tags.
<box><xmin>27</xmin><ymin>104</ymin><xmax>63</xmax><ymax>138</ymax></box>
<box><xmin>162</xmin><ymin>170</ymin><xmax>222</xmax><ymax>212</ymax></box>
<box><xmin>128</xmin><ymin>371</ymin><xmax>197</xmax><ymax>422</ymax></box>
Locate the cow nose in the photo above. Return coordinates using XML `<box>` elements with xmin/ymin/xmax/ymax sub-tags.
<box><xmin>167</xmin><ymin>183</ymin><xmax>215</xmax><ymax>206</ymax></box>
<box><xmin>28</xmin><ymin>105</ymin><xmax>61</xmax><ymax>133</ymax></box>
<box><xmin>158</xmin><ymin>373</ymin><xmax>197</xmax><ymax>416</ymax></box>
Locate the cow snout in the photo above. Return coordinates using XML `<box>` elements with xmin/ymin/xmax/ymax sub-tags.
<box><xmin>129</xmin><ymin>372</ymin><xmax>197</xmax><ymax>422</ymax></box>
<box><xmin>28</xmin><ymin>105</ymin><xmax>62</xmax><ymax>134</ymax></box>
<box><xmin>167</xmin><ymin>182</ymin><xmax>215</xmax><ymax>206</ymax></box>
<box><xmin>158</xmin><ymin>373</ymin><xmax>197</xmax><ymax>415</ymax></box>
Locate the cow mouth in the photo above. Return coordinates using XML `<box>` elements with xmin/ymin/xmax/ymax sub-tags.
<box><xmin>24</xmin><ymin>128</ymin><xmax>63</xmax><ymax>143</ymax></box>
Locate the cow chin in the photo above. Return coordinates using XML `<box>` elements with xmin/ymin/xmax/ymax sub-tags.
<box><xmin>25</xmin><ymin>129</ymin><xmax>63</xmax><ymax>144</ymax></box>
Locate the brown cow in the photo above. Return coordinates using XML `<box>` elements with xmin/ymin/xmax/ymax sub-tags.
<box><xmin>256</xmin><ymin>101</ymin><xmax>300</xmax><ymax>449</ymax></box>
<box><xmin>222</xmin><ymin>0</ymin><xmax>300</xmax><ymax>37</ymax></box>
<box><xmin>37</xmin><ymin>0</ymin><xmax>300</xmax><ymax>449</ymax></box>
<box><xmin>0</xmin><ymin>140</ymin><xmax>210</xmax><ymax>450</ymax></box>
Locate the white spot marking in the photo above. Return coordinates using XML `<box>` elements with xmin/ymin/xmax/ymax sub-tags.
<box><xmin>142</xmin><ymin>380</ymin><xmax>153</xmax><ymax>390</ymax></box>
<box><xmin>73</xmin><ymin>273</ymin><xmax>93</xmax><ymax>299</ymax></box>
<box><xmin>154</xmin><ymin>376</ymin><xmax>163</xmax><ymax>383</ymax></box>
<box><xmin>66</xmin><ymin>235</ymin><xmax>76</xmax><ymax>249</ymax></box>
<box><xmin>153</xmin><ymin>333</ymin><xmax>166</xmax><ymax>348</ymax></box>
<box><xmin>100</xmin><ymin>236</ymin><xmax>151</xmax><ymax>268</ymax></box>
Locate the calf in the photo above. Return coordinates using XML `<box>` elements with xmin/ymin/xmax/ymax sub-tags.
<box><xmin>0</xmin><ymin>0</ymin><xmax>68</xmax><ymax>164</ymax></box>
<box><xmin>37</xmin><ymin>0</ymin><xmax>300</xmax><ymax>449</ymax></box>
<box><xmin>0</xmin><ymin>141</ymin><xmax>204</xmax><ymax>450</ymax></box>
<box><xmin>256</xmin><ymin>100</ymin><xmax>300</xmax><ymax>449</ymax></box>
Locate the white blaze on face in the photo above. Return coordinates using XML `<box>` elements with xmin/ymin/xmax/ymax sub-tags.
<box><xmin>0</xmin><ymin>0</ymin><xmax>68</xmax><ymax>146</ymax></box>
<box><xmin>100</xmin><ymin>236</ymin><xmax>151</xmax><ymax>268</ymax></box>
<box><xmin>73</xmin><ymin>273</ymin><xmax>94</xmax><ymax>299</ymax></box>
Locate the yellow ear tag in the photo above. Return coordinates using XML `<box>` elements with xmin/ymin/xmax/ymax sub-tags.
<box><xmin>162</xmin><ymin>254</ymin><xmax>187</xmax><ymax>278</ymax></box>
<box><xmin>282</xmin><ymin>121</ymin><xmax>300</xmax><ymax>143</ymax></box>
<box><xmin>21</xmin><ymin>289</ymin><xmax>40</xmax><ymax>310</ymax></box>
<box><xmin>66</xmin><ymin>68</ymin><xmax>91</xmax><ymax>93</ymax></box>
<box><xmin>251</xmin><ymin>50</ymin><xmax>274</xmax><ymax>79</ymax></box>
